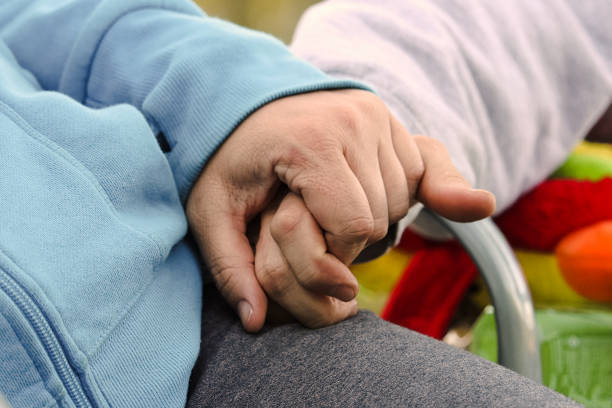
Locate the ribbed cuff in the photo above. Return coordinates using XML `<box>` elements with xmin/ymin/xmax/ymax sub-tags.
<box><xmin>167</xmin><ymin>79</ymin><xmax>372</xmax><ymax>202</ymax></box>
<box><xmin>81</xmin><ymin>7</ymin><xmax>372</xmax><ymax>201</ymax></box>
<box><xmin>59</xmin><ymin>0</ymin><xmax>202</xmax><ymax>102</ymax></box>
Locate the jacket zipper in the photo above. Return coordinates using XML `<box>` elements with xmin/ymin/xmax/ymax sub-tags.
<box><xmin>0</xmin><ymin>266</ymin><xmax>91</xmax><ymax>408</ymax></box>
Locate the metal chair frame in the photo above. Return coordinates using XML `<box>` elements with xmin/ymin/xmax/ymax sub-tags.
<box><xmin>422</xmin><ymin>209</ymin><xmax>542</xmax><ymax>382</ymax></box>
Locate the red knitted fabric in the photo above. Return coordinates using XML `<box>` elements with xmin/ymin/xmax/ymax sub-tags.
<box><xmin>495</xmin><ymin>178</ymin><xmax>612</xmax><ymax>251</ymax></box>
<box><xmin>381</xmin><ymin>243</ymin><xmax>477</xmax><ymax>339</ymax></box>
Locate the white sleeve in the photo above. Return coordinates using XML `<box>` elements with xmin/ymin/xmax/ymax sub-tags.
<box><xmin>291</xmin><ymin>0</ymin><xmax>612</xmax><ymax>217</ymax></box>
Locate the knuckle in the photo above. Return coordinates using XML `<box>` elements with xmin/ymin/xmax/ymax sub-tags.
<box><xmin>288</xmin><ymin>118</ymin><xmax>335</xmax><ymax>153</ymax></box>
<box><xmin>282</xmin><ymin>143</ymin><xmax>310</xmax><ymax>169</ymax></box>
<box><xmin>338</xmin><ymin>215</ymin><xmax>375</xmax><ymax>241</ymax></box>
<box><xmin>309</xmin><ymin>136</ymin><xmax>342</xmax><ymax>161</ymax></box>
<box><xmin>207</xmin><ymin>254</ymin><xmax>237</xmax><ymax>278</ymax></box>
<box><xmin>207</xmin><ymin>254</ymin><xmax>253</xmax><ymax>303</ymax></box>
<box><xmin>370</xmin><ymin>218</ymin><xmax>389</xmax><ymax>242</ymax></box>
<box><xmin>256</xmin><ymin>262</ymin><xmax>291</xmax><ymax>298</ymax></box>
<box><xmin>298</xmin><ymin>258</ymin><xmax>327</xmax><ymax>289</ymax></box>
<box><xmin>212</xmin><ymin>266</ymin><xmax>242</xmax><ymax>302</ymax></box>
<box><xmin>270</xmin><ymin>207</ymin><xmax>302</xmax><ymax>238</ymax></box>
<box><xmin>331</xmin><ymin>103</ymin><xmax>361</xmax><ymax>133</ymax></box>
<box><xmin>278</xmin><ymin>141</ymin><xmax>336</xmax><ymax>189</ymax></box>
<box><xmin>356</xmin><ymin>93</ymin><xmax>385</xmax><ymax>116</ymax></box>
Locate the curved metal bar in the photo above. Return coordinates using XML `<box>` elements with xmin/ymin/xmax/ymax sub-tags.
<box><xmin>421</xmin><ymin>209</ymin><xmax>542</xmax><ymax>382</ymax></box>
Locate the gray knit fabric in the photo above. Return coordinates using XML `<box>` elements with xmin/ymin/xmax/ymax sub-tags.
<box><xmin>187</xmin><ymin>286</ymin><xmax>581</xmax><ymax>407</ymax></box>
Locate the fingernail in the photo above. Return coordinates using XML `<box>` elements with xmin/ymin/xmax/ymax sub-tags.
<box><xmin>237</xmin><ymin>300</ymin><xmax>253</xmax><ymax>326</ymax></box>
<box><xmin>333</xmin><ymin>284</ymin><xmax>356</xmax><ymax>301</ymax></box>
<box><xmin>471</xmin><ymin>188</ymin><xmax>496</xmax><ymax>203</ymax></box>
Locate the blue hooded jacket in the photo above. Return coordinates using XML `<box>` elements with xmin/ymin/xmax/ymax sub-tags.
<box><xmin>0</xmin><ymin>1</ymin><xmax>363</xmax><ymax>406</ymax></box>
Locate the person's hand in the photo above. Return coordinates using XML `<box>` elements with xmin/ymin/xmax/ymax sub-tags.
<box><xmin>253</xmin><ymin>136</ymin><xmax>495</xmax><ymax>329</ymax></box>
<box><xmin>187</xmin><ymin>89</ymin><xmax>417</xmax><ymax>332</ymax></box>
<box><xmin>255</xmin><ymin>192</ymin><xmax>359</xmax><ymax>328</ymax></box>
<box><xmin>186</xmin><ymin>89</ymin><xmax>495</xmax><ymax>332</ymax></box>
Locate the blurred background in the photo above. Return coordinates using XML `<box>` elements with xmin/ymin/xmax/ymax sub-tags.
<box><xmin>195</xmin><ymin>0</ymin><xmax>319</xmax><ymax>43</ymax></box>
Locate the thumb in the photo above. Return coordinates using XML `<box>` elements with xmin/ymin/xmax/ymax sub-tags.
<box><xmin>187</xmin><ymin>192</ymin><xmax>268</xmax><ymax>333</ymax></box>
<box><xmin>413</xmin><ymin>135</ymin><xmax>496</xmax><ymax>222</ymax></box>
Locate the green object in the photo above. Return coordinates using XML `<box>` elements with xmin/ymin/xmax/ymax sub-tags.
<box><xmin>471</xmin><ymin>307</ymin><xmax>612</xmax><ymax>407</ymax></box>
<box><xmin>552</xmin><ymin>150</ymin><xmax>612</xmax><ymax>181</ymax></box>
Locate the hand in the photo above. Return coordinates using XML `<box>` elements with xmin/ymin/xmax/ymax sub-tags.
<box><xmin>187</xmin><ymin>89</ymin><xmax>418</xmax><ymax>332</ymax></box>
<box><xmin>253</xmin><ymin>137</ymin><xmax>495</xmax><ymax>329</ymax></box>
<box><xmin>186</xmin><ymin>89</ymin><xmax>494</xmax><ymax>332</ymax></box>
<box><xmin>255</xmin><ymin>192</ymin><xmax>358</xmax><ymax>328</ymax></box>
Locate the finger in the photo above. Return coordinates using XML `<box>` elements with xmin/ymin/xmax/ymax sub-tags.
<box><xmin>275</xmin><ymin>148</ymin><xmax>373</xmax><ymax>265</ymax></box>
<box><xmin>343</xmin><ymin>142</ymin><xmax>389</xmax><ymax>247</ymax></box>
<box><xmin>187</xmin><ymin>187</ymin><xmax>268</xmax><ymax>333</ymax></box>
<box><xmin>378</xmin><ymin>132</ymin><xmax>411</xmax><ymax>224</ymax></box>
<box><xmin>270</xmin><ymin>193</ymin><xmax>359</xmax><ymax>301</ymax></box>
<box><xmin>413</xmin><ymin>135</ymin><xmax>496</xmax><ymax>221</ymax></box>
<box><xmin>389</xmin><ymin>115</ymin><xmax>425</xmax><ymax>205</ymax></box>
<box><xmin>256</xmin><ymin>208</ymin><xmax>359</xmax><ymax>328</ymax></box>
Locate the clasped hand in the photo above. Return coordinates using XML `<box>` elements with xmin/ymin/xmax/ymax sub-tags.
<box><xmin>187</xmin><ymin>89</ymin><xmax>495</xmax><ymax>332</ymax></box>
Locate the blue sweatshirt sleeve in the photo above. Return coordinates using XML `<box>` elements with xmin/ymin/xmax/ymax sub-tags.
<box><xmin>0</xmin><ymin>0</ymin><xmax>367</xmax><ymax>200</ymax></box>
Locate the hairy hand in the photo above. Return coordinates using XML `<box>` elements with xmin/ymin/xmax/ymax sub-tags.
<box><xmin>255</xmin><ymin>192</ymin><xmax>358</xmax><ymax>328</ymax></box>
<box><xmin>254</xmin><ymin>136</ymin><xmax>495</xmax><ymax>329</ymax></box>
<box><xmin>186</xmin><ymin>89</ymin><xmax>494</xmax><ymax>332</ymax></box>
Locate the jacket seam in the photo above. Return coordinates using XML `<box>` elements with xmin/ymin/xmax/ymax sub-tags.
<box><xmin>77</xmin><ymin>5</ymin><xmax>201</xmax><ymax>105</ymax></box>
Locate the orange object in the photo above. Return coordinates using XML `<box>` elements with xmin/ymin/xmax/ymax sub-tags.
<box><xmin>556</xmin><ymin>221</ymin><xmax>612</xmax><ymax>302</ymax></box>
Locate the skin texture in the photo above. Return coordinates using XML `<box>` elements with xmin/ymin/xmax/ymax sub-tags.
<box><xmin>187</xmin><ymin>89</ymin><xmax>495</xmax><ymax>332</ymax></box>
